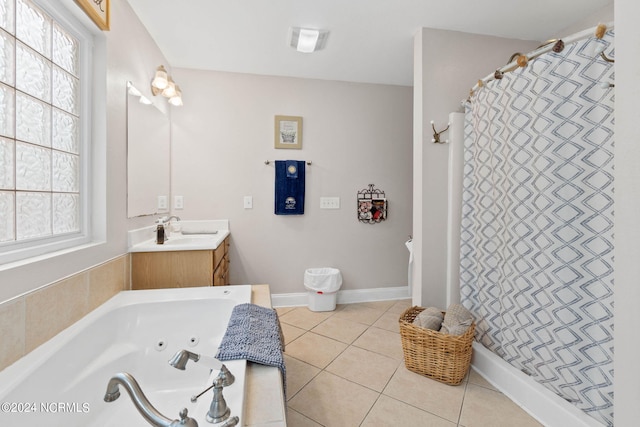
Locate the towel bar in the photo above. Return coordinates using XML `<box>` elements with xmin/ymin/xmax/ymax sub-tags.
<box><xmin>265</xmin><ymin>160</ymin><xmax>312</xmax><ymax>165</ymax></box>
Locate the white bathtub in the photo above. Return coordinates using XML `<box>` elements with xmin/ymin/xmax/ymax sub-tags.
<box><xmin>0</xmin><ymin>285</ymin><xmax>253</xmax><ymax>426</ymax></box>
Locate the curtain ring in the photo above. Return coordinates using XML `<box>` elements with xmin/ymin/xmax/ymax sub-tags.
<box><xmin>552</xmin><ymin>40</ymin><xmax>565</xmax><ymax>53</ymax></box>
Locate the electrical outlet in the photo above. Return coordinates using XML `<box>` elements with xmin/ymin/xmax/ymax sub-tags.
<box><xmin>320</xmin><ymin>197</ymin><xmax>340</xmax><ymax>209</ymax></box>
<box><xmin>244</xmin><ymin>196</ymin><xmax>253</xmax><ymax>209</ymax></box>
<box><xmin>158</xmin><ymin>195</ymin><xmax>167</xmax><ymax>210</ymax></box>
<box><xmin>174</xmin><ymin>195</ymin><xmax>184</xmax><ymax>210</ymax></box>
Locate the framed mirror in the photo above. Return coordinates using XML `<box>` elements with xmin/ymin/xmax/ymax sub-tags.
<box><xmin>126</xmin><ymin>81</ymin><xmax>171</xmax><ymax>218</ymax></box>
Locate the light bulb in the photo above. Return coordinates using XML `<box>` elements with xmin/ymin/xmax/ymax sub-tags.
<box><xmin>162</xmin><ymin>78</ymin><xmax>177</xmax><ymax>98</ymax></box>
<box><xmin>152</xmin><ymin>65</ymin><xmax>168</xmax><ymax>90</ymax></box>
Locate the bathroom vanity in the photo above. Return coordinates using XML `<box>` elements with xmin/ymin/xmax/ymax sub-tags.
<box><xmin>129</xmin><ymin>220</ymin><xmax>230</xmax><ymax>289</ymax></box>
<box><xmin>131</xmin><ymin>237</ymin><xmax>229</xmax><ymax>289</ymax></box>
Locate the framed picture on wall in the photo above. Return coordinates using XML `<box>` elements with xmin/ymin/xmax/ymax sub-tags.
<box><xmin>358</xmin><ymin>199</ymin><xmax>373</xmax><ymax>221</ymax></box>
<box><xmin>274</xmin><ymin>115</ymin><xmax>302</xmax><ymax>149</ymax></box>
<box><xmin>75</xmin><ymin>0</ymin><xmax>110</xmax><ymax>31</ymax></box>
<box><xmin>371</xmin><ymin>198</ymin><xmax>387</xmax><ymax>221</ymax></box>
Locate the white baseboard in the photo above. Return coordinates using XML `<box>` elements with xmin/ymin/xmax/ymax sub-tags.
<box><xmin>472</xmin><ymin>343</ymin><xmax>605</xmax><ymax>427</ymax></box>
<box><xmin>271</xmin><ymin>285</ymin><xmax>409</xmax><ymax>308</ymax></box>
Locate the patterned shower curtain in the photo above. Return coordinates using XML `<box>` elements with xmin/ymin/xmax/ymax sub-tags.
<box><xmin>460</xmin><ymin>30</ymin><xmax>614</xmax><ymax>426</ymax></box>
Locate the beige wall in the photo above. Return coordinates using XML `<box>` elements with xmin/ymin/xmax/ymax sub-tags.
<box><xmin>170</xmin><ymin>69</ymin><xmax>413</xmax><ymax>294</ymax></box>
<box><xmin>413</xmin><ymin>28</ymin><xmax>539</xmax><ymax>307</ymax></box>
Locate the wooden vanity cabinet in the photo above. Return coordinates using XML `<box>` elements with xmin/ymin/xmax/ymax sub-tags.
<box><xmin>132</xmin><ymin>236</ymin><xmax>230</xmax><ymax>289</ymax></box>
<box><xmin>213</xmin><ymin>237</ymin><xmax>230</xmax><ymax>286</ymax></box>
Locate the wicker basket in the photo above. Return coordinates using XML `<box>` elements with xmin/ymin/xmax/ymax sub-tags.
<box><xmin>399</xmin><ymin>306</ymin><xmax>475</xmax><ymax>385</ymax></box>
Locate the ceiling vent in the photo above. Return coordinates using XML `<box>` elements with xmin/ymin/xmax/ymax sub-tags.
<box><xmin>288</xmin><ymin>27</ymin><xmax>329</xmax><ymax>53</ymax></box>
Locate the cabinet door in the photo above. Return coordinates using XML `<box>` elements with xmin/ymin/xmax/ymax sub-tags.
<box><xmin>132</xmin><ymin>250</ymin><xmax>214</xmax><ymax>289</ymax></box>
<box><xmin>132</xmin><ymin>252</ymin><xmax>173</xmax><ymax>290</ymax></box>
<box><xmin>170</xmin><ymin>250</ymin><xmax>214</xmax><ymax>287</ymax></box>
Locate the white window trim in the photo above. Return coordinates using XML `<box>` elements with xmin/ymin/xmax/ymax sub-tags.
<box><xmin>0</xmin><ymin>0</ymin><xmax>106</xmax><ymax>268</ymax></box>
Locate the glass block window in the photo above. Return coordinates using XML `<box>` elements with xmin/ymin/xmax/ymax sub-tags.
<box><xmin>0</xmin><ymin>0</ymin><xmax>81</xmax><ymax>246</ymax></box>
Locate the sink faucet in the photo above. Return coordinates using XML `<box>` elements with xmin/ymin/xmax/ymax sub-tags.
<box><xmin>155</xmin><ymin>216</ymin><xmax>181</xmax><ymax>244</ymax></box>
<box><xmin>158</xmin><ymin>215</ymin><xmax>181</xmax><ymax>223</ymax></box>
<box><xmin>104</xmin><ymin>372</ymin><xmax>198</xmax><ymax>427</ymax></box>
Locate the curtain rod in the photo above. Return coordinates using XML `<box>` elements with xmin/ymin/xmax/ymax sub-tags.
<box><xmin>466</xmin><ymin>21</ymin><xmax>615</xmax><ymax>102</ymax></box>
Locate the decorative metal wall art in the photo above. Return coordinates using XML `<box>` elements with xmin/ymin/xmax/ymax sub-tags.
<box><xmin>357</xmin><ymin>184</ymin><xmax>387</xmax><ymax>224</ymax></box>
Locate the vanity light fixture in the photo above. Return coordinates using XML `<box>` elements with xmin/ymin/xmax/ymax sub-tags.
<box><xmin>151</xmin><ymin>65</ymin><xmax>183</xmax><ymax>106</ymax></box>
<box><xmin>288</xmin><ymin>27</ymin><xmax>329</xmax><ymax>53</ymax></box>
<box><xmin>161</xmin><ymin>77</ymin><xmax>177</xmax><ymax>98</ymax></box>
<box><xmin>168</xmin><ymin>86</ymin><xmax>183</xmax><ymax>106</ymax></box>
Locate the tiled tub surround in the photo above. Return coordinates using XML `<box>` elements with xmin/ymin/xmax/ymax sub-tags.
<box><xmin>0</xmin><ymin>285</ymin><xmax>260</xmax><ymax>426</ymax></box>
<box><xmin>278</xmin><ymin>301</ymin><xmax>543</xmax><ymax>427</ymax></box>
<box><xmin>0</xmin><ymin>255</ymin><xmax>129</xmax><ymax>371</ymax></box>
<box><xmin>0</xmin><ymin>279</ymin><xmax>286</xmax><ymax>427</ymax></box>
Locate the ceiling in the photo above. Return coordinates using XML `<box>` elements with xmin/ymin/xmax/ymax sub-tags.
<box><xmin>127</xmin><ymin>0</ymin><xmax>613</xmax><ymax>87</ymax></box>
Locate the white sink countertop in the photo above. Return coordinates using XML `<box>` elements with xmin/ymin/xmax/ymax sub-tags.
<box><xmin>128</xmin><ymin>220</ymin><xmax>229</xmax><ymax>252</ymax></box>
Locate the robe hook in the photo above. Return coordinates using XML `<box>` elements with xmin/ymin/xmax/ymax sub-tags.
<box><xmin>431</xmin><ymin>120</ymin><xmax>450</xmax><ymax>144</ymax></box>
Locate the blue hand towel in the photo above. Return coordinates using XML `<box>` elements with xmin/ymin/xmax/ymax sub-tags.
<box><xmin>275</xmin><ymin>160</ymin><xmax>305</xmax><ymax>215</ymax></box>
<box><xmin>216</xmin><ymin>303</ymin><xmax>287</xmax><ymax>397</ymax></box>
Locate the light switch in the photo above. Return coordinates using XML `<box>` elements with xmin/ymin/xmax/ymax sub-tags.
<box><xmin>158</xmin><ymin>195</ymin><xmax>167</xmax><ymax>210</ymax></box>
<box><xmin>320</xmin><ymin>197</ymin><xmax>340</xmax><ymax>209</ymax></box>
<box><xmin>244</xmin><ymin>196</ymin><xmax>253</xmax><ymax>209</ymax></box>
<box><xmin>174</xmin><ymin>195</ymin><xmax>184</xmax><ymax>210</ymax></box>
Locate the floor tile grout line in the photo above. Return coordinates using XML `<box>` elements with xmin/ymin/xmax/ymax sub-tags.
<box><xmin>283</xmin><ymin>301</ymin><xmax>540</xmax><ymax>426</ymax></box>
<box><xmin>456</xmin><ymin>374</ymin><xmax>470</xmax><ymax>426</ymax></box>
<box><xmin>374</xmin><ymin>393</ymin><xmax>462</xmax><ymax>426</ymax></box>
<box><xmin>285</xmin><ymin>308</ymin><xmax>388</xmax><ymax>425</ymax></box>
<box><xmin>358</xmin><ymin>391</ymin><xmax>383</xmax><ymax>427</ymax></box>
<box><xmin>281</xmin><ymin>301</ymin><xmax>414</xmax><ymax>425</ymax></box>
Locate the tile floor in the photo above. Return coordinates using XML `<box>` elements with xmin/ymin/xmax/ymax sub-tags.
<box><xmin>276</xmin><ymin>300</ymin><xmax>543</xmax><ymax>427</ymax></box>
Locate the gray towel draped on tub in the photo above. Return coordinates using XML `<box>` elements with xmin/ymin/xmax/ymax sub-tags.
<box><xmin>215</xmin><ymin>303</ymin><xmax>287</xmax><ymax>397</ymax></box>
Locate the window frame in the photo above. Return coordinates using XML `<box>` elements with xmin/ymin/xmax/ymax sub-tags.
<box><xmin>0</xmin><ymin>0</ymin><xmax>96</xmax><ymax>266</ymax></box>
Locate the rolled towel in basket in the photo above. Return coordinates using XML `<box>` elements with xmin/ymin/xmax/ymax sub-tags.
<box><xmin>440</xmin><ymin>303</ymin><xmax>474</xmax><ymax>335</ymax></box>
<box><xmin>412</xmin><ymin>306</ymin><xmax>444</xmax><ymax>330</ymax></box>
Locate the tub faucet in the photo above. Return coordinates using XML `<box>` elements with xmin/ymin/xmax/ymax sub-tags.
<box><xmin>104</xmin><ymin>372</ymin><xmax>198</xmax><ymax>427</ymax></box>
<box><xmin>206</xmin><ymin>377</ymin><xmax>230</xmax><ymax>424</ymax></box>
<box><xmin>169</xmin><ymin>349</ymin><xmax>200</xmax><ymax>370</ymax></box>
<box><xmin>169</xmin><ymin>350</ymin><xmax>233</xmax><ymax>387</ymax></box>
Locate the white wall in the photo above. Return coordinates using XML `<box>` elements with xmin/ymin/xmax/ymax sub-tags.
<box><xmin>413</xmin><ymin>28</ymin><xmax>539</xmax><ymax>308</ymax></box>
<box><xmin>614</xmin><ymin>0</ymin><xmax>640</xmax><ymax>424</ymax></box>
<box><xmin>169</xmin><ymin>69</ymin><xmax>413</xmax><ymax>294</ymax></box>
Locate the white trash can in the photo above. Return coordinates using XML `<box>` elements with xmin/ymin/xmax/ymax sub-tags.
<box><xmin>304</xmin><ymin>268</ymin><xmax>342</xmax><ymax>312</ymax></box>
